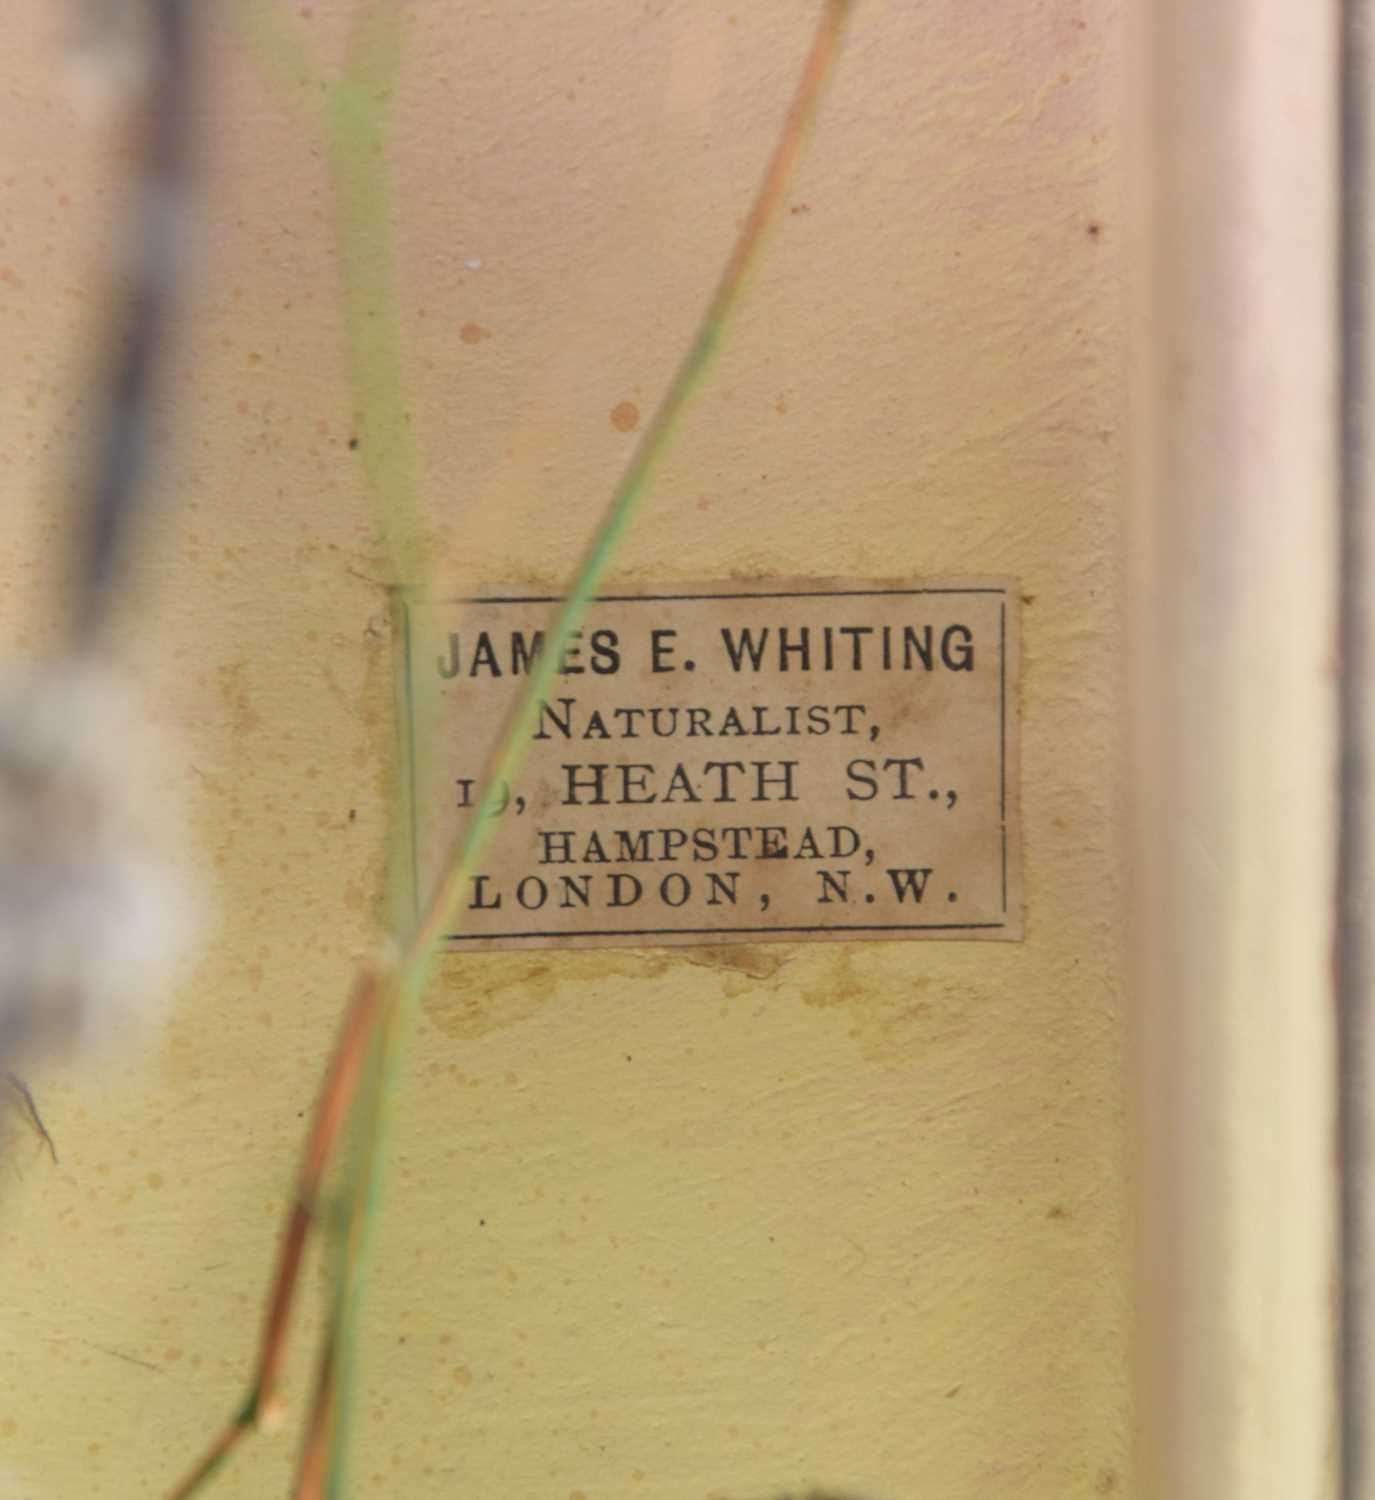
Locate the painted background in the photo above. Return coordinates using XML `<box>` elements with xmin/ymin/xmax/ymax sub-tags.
<box><xmin>0</xmin><ymin>2</ymin><xmax>1126</xmax><ymax>1496</ymax></box>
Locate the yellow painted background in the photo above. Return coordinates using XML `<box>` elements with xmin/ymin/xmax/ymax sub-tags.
<box><xmin>0</xmin><ymin>3</ymin><xmax>1126</xmax><ymax>1497</ymax></box>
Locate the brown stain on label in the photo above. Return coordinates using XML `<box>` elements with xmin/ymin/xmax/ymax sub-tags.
<box><xmin>610</xmin><ymin>400</ymin><xmax>640</xmax><ymax>432</ymax></box>
<box><xmin>423</xmin><ymin>946</ymin><xmax>793</xmax><ymax>1041</ymax></box>
<box><xmin>460</xmin><ymin>322</ymin><xmax>491</xmax><ymax>345</ymax></box>
<box><xmin>681</xmin><ymin>945</ymin><xmax>792</xmax><ymax>981</ymax></box>
<box><xmin>421</xmin><ymin>941</ymin><xmax>985</xmax><ymax>1054</ymax></box>
<box><xmin>796</xmin><ymin>948</ymin><xmax>868</xmax><ymax>1012</ymax></box>
<box><xmin>425</xmin><ymin>950</ymin><xmax>678</xmax><ymax>1040</ymax></box>
<box><xmin>424</xmin><ymin>943</ymin><xmax>1008</xmax><ymax>1074</ymax></box>
<box><xmin>426</xmin><ymin>957</ymin><xmax>567</xmax><ymax>1041</ymax></box>
<box><xmin>416</xmin><ymin>889</ymin><xmax>970</xmax><ymax>1064</ymax></box>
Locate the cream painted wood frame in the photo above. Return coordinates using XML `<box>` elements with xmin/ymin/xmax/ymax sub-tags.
<box><xmin>1132</xmin><ymin>1</ymin><xmax>1350</xmax><ymax>1497</ymax></box>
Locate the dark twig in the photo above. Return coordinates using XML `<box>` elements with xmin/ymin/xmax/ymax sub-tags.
<box><xmin>5</xmin><ymin>1071</ymin><xmax>58</xmax><ymax>1163</ymax></box>
<box><xmin>165</xmin><ymin>964</ymin><xmax>384</xmax><ymax>1500</ymax></box>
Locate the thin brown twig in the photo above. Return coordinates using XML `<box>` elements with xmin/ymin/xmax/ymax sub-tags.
<box><xmin>5</xmin><ymin>1073</ymin><xmax>58</xmax><ymax>1163</ymax></box>
<box><xmin>289</xmin><ymin>1319</ymin><xmax>338</xmax><ymax>1500</ymax></box>
<box><xmin>165</xmin><ymin>964</ymin><xmax>384</xmax><ymax>1500</ymax></box>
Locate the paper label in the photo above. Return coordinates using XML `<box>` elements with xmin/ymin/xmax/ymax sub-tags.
<box><xmin>398</xmin><ymin>581</ymin><xmax>1021</xmax><ymax>949</ymax></box>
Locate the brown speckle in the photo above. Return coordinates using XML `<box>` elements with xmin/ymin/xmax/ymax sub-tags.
<box><xmin>611</xmin><ymin>400</ymin><xmax>640</xmax><ymax>433</ymax></box>
<box><xmin>460</xmin><ymin>322</ymin><xmax>491</xmax><ymax>345</ymax></box>
<box><xmin>1087</xmin><ymin>221</ymin><xmax>1102</xmax><ymax>239</ymax></box>
<box><xmin>452</xmin><ymin>1364</ymin><xmax>473</xmax><ymax>1387</ymax></box>
<box><xmin>217</xmin><ymin>661</ymin><xmax>262</xmax><ymax>734</ymax></box>
<box><xmin>1096</xmin><ymin>1468</ymin><xmax>1119</xmax><ymax>1495</ymax></box>
<box><xmin>1047</xmin><ymin>1204</ymin><xmax>1069</xmax><ymax>1220</ymax></box>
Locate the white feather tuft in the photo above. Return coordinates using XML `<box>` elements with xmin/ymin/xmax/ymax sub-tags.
<box><xmin>0</xmin><ymin>659</ymin><xmax>196</xmax><ymax>1063</ymax></box>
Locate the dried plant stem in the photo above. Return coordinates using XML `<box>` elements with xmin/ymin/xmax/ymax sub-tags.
<box><xmin>166</xmin><ymin>3</ymin><xmax>852</xmax><ymax>1494</ymax></box>
<box><xmin>414</xmin><ymin>0</ymin><xmax>853</xmax><ymax>964</ymax></box>
<box><xmin>289</xmin><ymin>1316</ymin><xmax>339</xmax><ymax>1500</ymax></box>
<box><xmin>319</xmin><ymin>5</ymin><xmax>854</xmax><ymax>1492</ymax></box>
<box><xmin>327</xmin><ymin>4</ymin><xmax>427</xmax><ymax>592</ymax></box>
<box><xmin>236</xmin><ymin>0</ymin><xmax>431</xmax><ymax>932</ymax></box>
<box><xmin>235</xmin><ymin>0</ymin><xmax>424</xmax><ymax>592</ymax></box>
<box><xmin>170</xmin><ymin>6</ymin><xmax>423</xmax><ymax>1494</ymax></box>
<box><xmin>165</xmin><ymin>965</ymin><xmax>383</xmax><ymax>1500</ymax></box>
